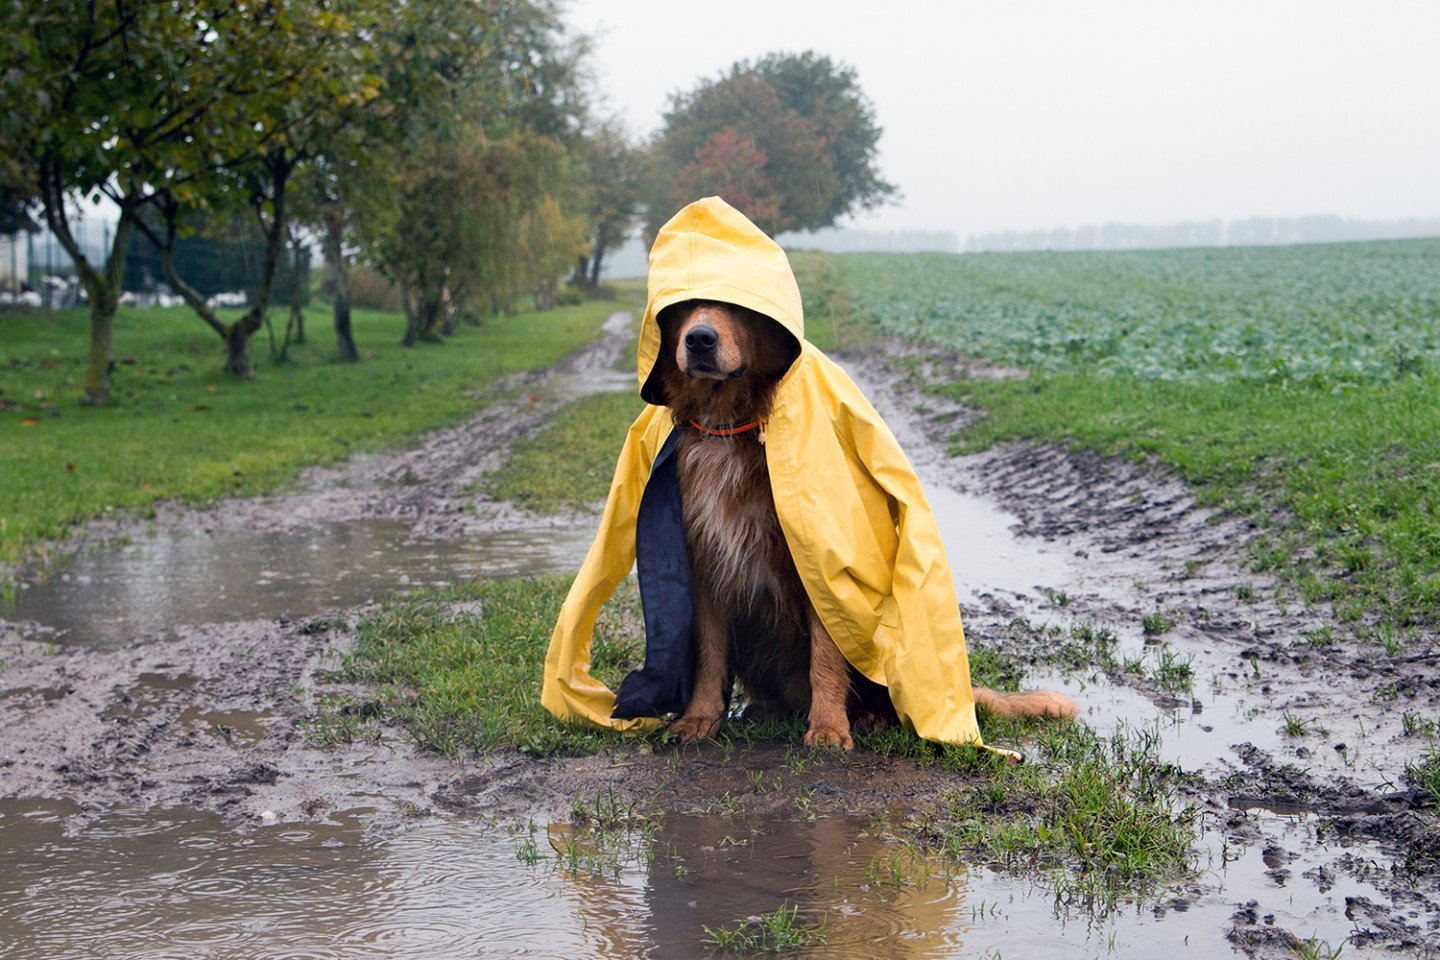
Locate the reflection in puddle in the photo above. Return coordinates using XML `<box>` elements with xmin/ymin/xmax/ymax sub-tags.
<box><xmin>176</xmin><ymin>706</ymin><xmax>275</xmax><ymax>747</ymax></box>
<box><xmin>929</xmin><ymin>483</ymin><xmax>1082</xmax><ymax>606</ymax></box>
<box><xmin>4</xmin><ymin>520</ymin><xmax>594</xmax><ymax>648</ymax></box>
<box><xmin>0</xmin><ymin>799</ymin><xmax>1390</xmax><ymax>960</ymax></box>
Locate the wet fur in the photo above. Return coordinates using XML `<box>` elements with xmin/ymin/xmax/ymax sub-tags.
<box><xmin>657</xmin><ymin>300</ymin><xmax>1074</xmax><ymax>748</ymax></box>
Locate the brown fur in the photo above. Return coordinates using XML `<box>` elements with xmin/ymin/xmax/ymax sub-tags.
<box><xmin>658</xmin><ymin>300</ymin><xmax>1074</xmax><ymax>749</ymax></box>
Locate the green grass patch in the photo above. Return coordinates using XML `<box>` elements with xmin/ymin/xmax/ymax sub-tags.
<box><xmin>702</xmin><ymin>903</ymin><xmax>827</xmax><ymax>954</ymax></box>
<box><xmin>1</xmin><ymin>300</ymin><xmax>619</xmax><ymax>567</ymax></box>
<box><xmin>484</xmin><ymin>390</ymin><xmax>645</xmax><ymax>513</ymax></box>
<box><xmin>911</xmin><ymin>721</ymin><xmax>1197</xmax><ymax>914</ymax></box>
<box><xmin>827</xmin><ymin>241</ymin><xmax>1440</xmax><ymax>631</ymax></box>
<box><xmin>1407</xmin><ymin>739</ymin><xmax>1440</xmax><ymax>807</ymax></box>
<box><xmin>785</xmin><ymin>249</ymin><xmax>875</xmax><ymax>354</ymax></box>
<box><xmin>317</xmin><ymin>576</ymin><xmax>646</xmax><ymax>758</ymax></box>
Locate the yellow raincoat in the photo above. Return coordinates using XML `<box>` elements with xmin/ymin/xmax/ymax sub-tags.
<box><xmin>541</xmin><ymin>196</ymin><xmax>988</xmax><ymax>747</ymax></box>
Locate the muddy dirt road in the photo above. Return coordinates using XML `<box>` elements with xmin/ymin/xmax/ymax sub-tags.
<box><xmin>1</xmin><ymin>314</ymin><xmax>1436</xmax><ymax>958</ymax></box>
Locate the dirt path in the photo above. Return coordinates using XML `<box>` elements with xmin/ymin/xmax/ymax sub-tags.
<box><xmin>1</xmin><ymin>317</ymin><xmax>1437</xmax><ymax>955</ymax></box>
<box><xmin>0</xmin><ymin>311</ymin><xmax>634</xmax><ymax>830</ymax></box>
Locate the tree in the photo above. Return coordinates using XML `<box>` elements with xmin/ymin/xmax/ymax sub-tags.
<box><xmin>521</xmin><ymin>194</ymin><xmax>590</xmax><ymax>309</ymax></box>
<box><xmin>645</xmin><ymin>51</ymin><xmax>897</xmax><ymax>240</ymax></box>
<box><xmin>5</xmin><ymin>1</ymin><xmax>228</xmax><ymax>403</ymax></box>
<box><xmin>571</xmin><ymin>119</ymin><xmax>643</xmax><ymax>288</ymax></box>
<box><xmin>135</xmin><ymin>4</ymin><xmax>398</xmax><ymax>378</ymax></box>
<box><xmin>351</xmin><ymin>0</ymin><xmax>592</xmax><ymax>343</ymax></box>
<box><xmin>291</xmin><ymin>0</ymin><xmax>506</xmax><ymax>362</ymax></box>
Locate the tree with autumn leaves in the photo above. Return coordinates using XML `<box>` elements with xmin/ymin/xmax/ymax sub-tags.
<box><xmin>645</xmin><ymin>51</ymin><xmax>897</xmax><ymax>242</ymax></box>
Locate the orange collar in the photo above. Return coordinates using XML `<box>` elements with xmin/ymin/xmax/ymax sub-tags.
<box><xmin>688</xmin><ymin>418</ymin><xmax>761</xmax><ymax>437</ymax></box>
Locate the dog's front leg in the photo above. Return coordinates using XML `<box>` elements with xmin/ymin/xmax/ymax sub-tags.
<box><xmin>670</xmin><ymin>596</ymin><xmax>728</xmax><ymax>742</ymax></box>
<box><xmin>804</xmin><ymin>610</ymin><xmax>854</xmax><ymax>750</ymax></box>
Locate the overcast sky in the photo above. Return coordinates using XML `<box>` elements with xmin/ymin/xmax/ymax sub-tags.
<box><xmin>566</xmin><ymin>0</ymin><xmax>1440</xmax><ymax>236</ymax></box>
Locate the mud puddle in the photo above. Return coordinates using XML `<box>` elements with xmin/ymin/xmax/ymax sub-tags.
<box><xmin>4</xmin><ymin>518</ymin><xmax>593</xmax><ymax>648</ymax></box>
<box><xmin>0</xmin><ymin>796</ymin><xmax>1397</xmax><ymax>960</ymax></box>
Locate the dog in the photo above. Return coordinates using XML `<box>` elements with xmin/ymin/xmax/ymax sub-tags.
<box><xmin>654</xmin><ymin>298</ymin><xmax>1075</xmax><ymax>749</ymax></box>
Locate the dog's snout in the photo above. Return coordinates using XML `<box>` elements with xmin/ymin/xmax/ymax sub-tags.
<box><xmin>685</xmin><ymin>325</ymin><xmax>719</xmax><ymax>352</ymax></box>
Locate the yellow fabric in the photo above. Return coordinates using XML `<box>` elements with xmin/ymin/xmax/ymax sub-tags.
<box><xmin>541</xmin><ymin>196</ymin><xmax>985</xmax><ymax>747</ymax></box>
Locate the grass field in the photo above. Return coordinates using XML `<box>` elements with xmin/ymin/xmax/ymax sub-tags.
<box><xmin>831</xmin><ymin>240</ymin><xmax>1440</xmax><ymax>632</ymax></box>
<box><xmin>0</xmin><ymin>299</ymin><xmax>621</xmax><ymax>568</ymax></box>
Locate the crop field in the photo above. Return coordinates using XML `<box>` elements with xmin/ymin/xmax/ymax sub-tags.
<box><xmin>838</xmin><ymin>239</ymin><xmax>1440</xmax><ymax>383</ymax></box>
<box><xmin>831</xmin><ymin>239</ymin><xmax>1440</xmax><ymax>631</ymax></box>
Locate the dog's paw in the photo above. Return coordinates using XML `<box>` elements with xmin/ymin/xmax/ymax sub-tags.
<box><xmin>669</xmin><ymin>716</ymin><xmax>722</xmax><ymax>742</ymax></box>
<box><xmin>804</xmin><ymin>723</ymin><xmax>854</xmax><ymax>751</ymax></box>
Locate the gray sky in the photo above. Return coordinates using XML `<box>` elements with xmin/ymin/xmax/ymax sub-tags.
<box><xmin>566</xmin><ymin>0</ymin><xmax>1440</xmax><ymax>236</ymax></box>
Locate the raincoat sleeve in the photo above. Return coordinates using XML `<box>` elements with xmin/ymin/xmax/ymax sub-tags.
<box><xmin>541</xmin><ymin>407</ymin><xmax>669</xmax><ymax>732</ymax></box>
<box><xmin>839</xmin><ymin>396</ymin><xmax>984</xmax><ymax>747</ymax></box>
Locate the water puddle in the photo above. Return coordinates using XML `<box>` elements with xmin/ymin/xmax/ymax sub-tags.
<box><xmin>176</xmin><ymin>707</ymin><xmax>275</xmax><ymax>747</ymax></box>
<box><xmin>0</xmin><ymin>798</ymin><xmax>1394</xmax><ymax>960</ymax></box>
<box><xmin>928</xmin><ymin>483</ymin><xmax>1082</xmax><ymax>607</ymax></box>
<box><xmin>4</xmin><ymin>519</ymin><xmax>594</xmax><ymax>648</ymax></box>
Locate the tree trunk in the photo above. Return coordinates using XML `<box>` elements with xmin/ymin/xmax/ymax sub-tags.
<box><xmin>419</xmin><ymin>293</ymin><xmax>444</xmax><ymax>341</ymax></box>
<box><xmin>588</xmin><ymin>240</ymin><xmax>607</xmax><ymax>287</ymax></box>
<box><xmin>290</xmin><ymin>233</ymin><xmax>305</xmax><ymax>345</ymax></box>
<box><xmin>399</xmin><ymin>274</ymin><xmax>423</xmax><ymax>346</ymax></box>
<box><xmin>80</xmin><ymin>276</ymin><xmax>120</xmax><ymax>405</ymax></box>
<box><xmin>571</xmin><ymin>253</ymin><xmax>590</xmax><ymax>288</ymax></box>
<box><xmin>41</xmin><ymin>171</ymin><xmax>135</xmax><ymax>406</ymax></box>
<box><xmin>325</xmin><ymin>216</ymin><xmax>357</xmax><ymax>361</ymax></box>
<box><xmin>225</xmin><ymin>322</ymin><xmax>253</xmax><ymax>378</ymax></box>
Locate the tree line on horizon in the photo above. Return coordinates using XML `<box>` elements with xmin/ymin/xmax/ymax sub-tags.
<box><xmin>1</xmin><ymin>2</ymin><xmax>894</xmax><ymax>406</ymax></box>
<box><xmin>966</xmin><ymin>215</ymin><xmax>1440</xmax><ymax>253</ymax></box>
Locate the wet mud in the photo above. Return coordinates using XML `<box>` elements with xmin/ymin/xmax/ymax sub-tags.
<box><xmin>1</xmin><ymin>317</ymin><xmax>1437</xmax><ymax>957</ymax></box>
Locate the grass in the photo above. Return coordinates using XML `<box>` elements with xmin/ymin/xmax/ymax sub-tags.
<box><xmin>785</xmin><ymin>248</ymin><xmax>875</xmax><ymax>354</ymax></box>
<box><xmin>1406</xmin><ymin>740</ymin><xmax>1440</xmax><ymax>806</ymax></box>
<box><xmin>1142</xmin><ymin>610</ymin><xmax>1175</xmax><ymax>636</ymax></box>
<box><xmin>911</xmin><ymin>720</ymin><xmax>1197</xmax><ymax>914</ymax></box>
<box><xmin>314</xmin><ymin>576</ymin><xmax>646</xmax><ymax>759</ymax></box>
<box><xmin>483</xmin><ymin>390</ymin><xmax>644</xmax><ymax>513</ymax></box>
<box><xmin>702</xmin><ymin>904</ymin><xmax>826</xmax><ymax>954</ymax></box>
<box><xmin>1</xmin><ymin>299</ymin><xmax>620</xmax><ymax>569</ymax></box>
<box><xmin>823</xmin><ymin>241</ymin><xmax>1440</xmax><ymax>633</ymax></box>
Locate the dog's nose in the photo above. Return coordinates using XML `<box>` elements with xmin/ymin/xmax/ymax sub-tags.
<box><xmin>685</xmin><ymin>325</ymin><xmax>718</xmax><ymax>352</ymax></box>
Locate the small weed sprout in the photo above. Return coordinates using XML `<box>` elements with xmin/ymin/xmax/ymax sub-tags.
<box><xmin>1142</xmin><ymin>611</ymin><xmax>1176</xmax><ymax>636</ymax></box>
<box><xmin>1280</xmin><ymin>713</ymin><xmax>1326</xmax><ymax>738</ymax></box>
<box><xmin>515</xmin><ymin>834</ymin><xmax>541</xmax><ymax>865</ymax></box>
<box><xmin>1151</xmin><ymin>650</ymin><xmax>1194</xmax><ymax>692</ymax></box>
<box><xmin>1290</xmin><ymin>936</ymin><xmax>1345</xmax><ymax>960</ymax></box>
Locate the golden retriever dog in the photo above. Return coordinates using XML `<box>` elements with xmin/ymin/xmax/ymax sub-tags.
<box><xmin>655</xmin><ymin>299</ymin><xmax>1074</xmax><ymax>750</ymax></box>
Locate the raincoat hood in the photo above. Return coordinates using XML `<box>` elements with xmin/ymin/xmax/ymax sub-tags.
<box><xmin>638</xmin><ymin>197</ymin><xmax>804</xmax><ymax>404</ymax></box>
<box><xmin>542</xmin><ymin>197</ymin><xmax>995</xmax><ymax>751</ymax></box>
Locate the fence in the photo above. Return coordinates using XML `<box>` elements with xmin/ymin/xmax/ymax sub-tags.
<box><xmin>1</xmin><ymin>218</ymin><xmax>310</xmax><ymax>311</ymax></box>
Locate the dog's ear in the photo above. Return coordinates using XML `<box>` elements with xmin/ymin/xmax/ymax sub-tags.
<box><xmin>743</xmin><ymin>307</ymin><xmax>800</xmax><ymax>378</ymax></box>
